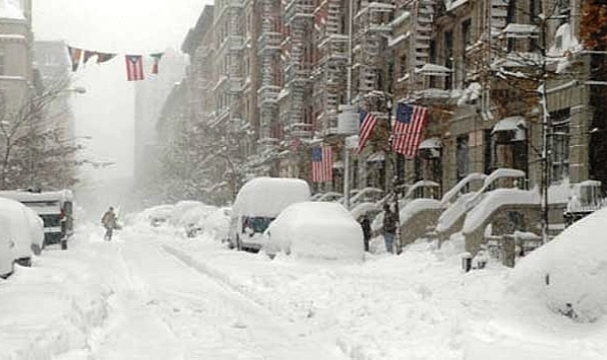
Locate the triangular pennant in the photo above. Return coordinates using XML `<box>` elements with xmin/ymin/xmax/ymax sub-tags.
<box><xmin>67</xmin><ymin>46</ymin><xmax>82</xmax><ymax>72</ymax></box>
<box><xmin>96</xmin><ymin>52</ymin><xmax>117</xmax><ymax>64</ymax></box>
<box><xmin>83</xmin><ymin>50</ymin><xmax>98</xmax><ymax>65</ymax></box>
<box><xmin>150</xmin><ymin>52</ymin><xmax>164</xmax><ymax>74</ymax></box>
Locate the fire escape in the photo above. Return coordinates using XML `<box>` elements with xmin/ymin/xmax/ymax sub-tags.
<box><xmin>284</xmin><ymin>0</ymin><xmax>315</xmax><ymax>139</ymax></box>
<box><xmin>353</xmin><ymin>0</ymin><xmax>394</xmax><ymax>110</ymax></box>
<box><xmin>402</xmin><ymin>0</ymin><xmax>435</xmax><ymax>100</ymax></box>
<box><xmin>313</xmin><ymin>0</ymin><xmax>347</xmax><ymax>135</ymax></box>
<box><xmin>257</xmin><ymin>0</ymin><xmax>283</xmax><ymax>144</ymax></box>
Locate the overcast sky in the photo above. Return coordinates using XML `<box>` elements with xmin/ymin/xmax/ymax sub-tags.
<box><xmin>32</xmin><ymin>0</ymin><xmax>210</xmax><ymax>188</ymax></box>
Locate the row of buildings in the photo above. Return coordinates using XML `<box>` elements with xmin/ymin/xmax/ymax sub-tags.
<box><xmin>145</xmin><ymin>0</ymin><xmax>606</xmax><ymax>205</ymax></box>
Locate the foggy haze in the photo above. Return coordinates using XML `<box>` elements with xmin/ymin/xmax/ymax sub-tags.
<box><xmin>32</xmin><ymin>0</ymin><xmax>210</xmax><ymax>217</ymax></box>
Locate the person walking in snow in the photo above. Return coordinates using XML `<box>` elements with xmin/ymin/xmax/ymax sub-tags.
<box><xmin>101</xmin><ymin>207</ymin><xmax>118</xmax><ymax>241</ymax></box>
<box><xmin>382</xmin><ymin>204</ymin><xmax>398</xmax><ymax>254</ymax></box>
<box><xmin>359</xmin><ymin>215</ymin><xmax>372</xmax><ymax>252</ymax></box>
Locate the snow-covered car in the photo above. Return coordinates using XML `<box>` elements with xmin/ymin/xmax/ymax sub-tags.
<box><xmin>263</xmin><ymin>202</ymin><xmax>365</xmax><ymax>262</ymax></box>
<box><xmin>179</xmin><ymin>204</ymin><xmax>219</xmax><ymax>237</ymax></box>
<box><xmin>197</xmin><ymin>206</ymin><xmax>231</xmax><ymax>241</ymax></box>
<box><xmin>138</xmin><ymin>204</ymin><xmax>175</xmax><ymax>227</ymax></box>
<box><xmin>0</xmin><ymin>197</ymin><xmax>45</xmax><ymax>268</ymax></box>
<box><xmin>228</xmin><ymin>177</ymin><xmax>311</xmax><ymax>251</ymax></box>
<box><xmin>168</xmin><ymin>200</ymin><xmax>206</xmax><ymax>228</ymax></box>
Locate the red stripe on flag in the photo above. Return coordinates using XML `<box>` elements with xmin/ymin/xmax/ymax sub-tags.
<box><xmin>311</xmin><ymin>146</ymin><xmax>333</xmax><ymax>183</ymax></box>
<box><xmin>393</xmin><ymin>105</ymin><xmax>429</xmax><ymax>159</ymax></box>
<box><xmin>125</xmin><ymin>55</ymin><xmax>145</xmax><ymax>81</ymax></box>
<box><xmin>357</xmin><ymin>111</ymin><xmax>378</xmax><ymax>154</ymax></box>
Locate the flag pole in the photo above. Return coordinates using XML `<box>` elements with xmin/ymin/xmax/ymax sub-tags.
<box><xmin>388</xmin><ymin>98</ymin><xmax>402</xmax><ymax>255</ymax></box>
<box><xmin>343</xmin><ymin>0</ymin><xmax>354</xmax><ymax>209</ymax></box>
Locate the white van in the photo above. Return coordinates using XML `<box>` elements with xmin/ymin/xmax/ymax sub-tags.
<box><xmin>0</xmin><ymin>190</ymin><xmax>74</xmax><ymax>250</ymax></box>
<box><xmin>228</xmin><ymin>177</ymin><xmax>310</xmax><ymax>251</ymax></box>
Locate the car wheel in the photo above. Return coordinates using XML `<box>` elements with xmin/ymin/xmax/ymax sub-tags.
<box><xmin>31</xmin><ymin>244</ymin><xmax>41</xmax><ymax>256</ymax></box>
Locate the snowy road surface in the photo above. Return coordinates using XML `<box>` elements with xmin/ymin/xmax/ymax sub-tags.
<box><xmin>0</xmin><ymin>225</ymin><xmax>345</xmax><ymax>360</ymax></box>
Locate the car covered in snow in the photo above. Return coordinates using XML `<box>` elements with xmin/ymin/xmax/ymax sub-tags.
<box><xmin>179</xmin><ymin>203</ymin><xmax>220</xmax><ymax>237</ymax></box>
<box><xmin>0</xmin><ymin>197</ymin><xmax>45</xmax><ymax>272</ymax></box>
<box><xmin>262</xmin><ymin>201</ymin><xmax>365</xmax><ymax>262</ymax></box>
<box><xmin>228</xmin><ymin>177</ymin><xmax>311</xmax><ymax>251</ymax></box>
<box><xmin>137</xmin><ymin>204</ymin><xmax>175</xmax><ymax>227</ymax></box>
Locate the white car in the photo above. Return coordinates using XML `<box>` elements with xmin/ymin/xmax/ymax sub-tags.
<box><xmin>229</xmin><ymin>177</ymin><xmax>311</xmax><ymax>252</ymax></box>
<box><xmin>0</xmin><ymin>197</ymin><xmax>45</xmax><ymax>271</ymax></box>
<box><xmin>263</xmin><ymin>202</ymin><xmax>365</xmax><ymax>262</ymax></box>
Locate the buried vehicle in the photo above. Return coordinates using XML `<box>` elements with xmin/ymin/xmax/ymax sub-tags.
<box><xmin>228</xmin><ymin>177</ymin><xmax>310</xmax><ymax>251</ymax></box>
<box><xmin>263</xmin><ymin>201</ymin><xmax>365</xmax><ymax>262</ymax></box>
<box><xmin>0</xmin><ymin>197</ymin><xmax>45</xmax><ymax>270</ymax></box>
<box><xmin>0</xmin><ymin>190</ymin><xmax>73</xmax><ymax>250</ymax></box>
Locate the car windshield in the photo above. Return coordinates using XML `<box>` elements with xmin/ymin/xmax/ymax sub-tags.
<box><xmin>245</xmin><ymin>216</ymin><xmax>274</xmax><ymax>233</ymax></box>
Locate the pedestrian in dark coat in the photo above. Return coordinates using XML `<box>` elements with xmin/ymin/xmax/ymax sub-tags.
<box><xmin>359</xmin><ymin>215</ymin><xmax>372</xmax><ymax>252</ymax></box>
<box><xmin>382</xmin><ymin>204</ymin><xmax>398</xmax><ymax>254</ymax></box>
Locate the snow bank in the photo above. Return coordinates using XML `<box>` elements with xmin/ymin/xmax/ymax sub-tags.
<box><xmin>264</xmin><ymin>202</ymin><xmax>364</xmax><ymax>262</ymax></box>
<box><xmin>128</xmin><ymin>204</ymin><xmax>175</xmax><ymax>226</ymax></box>
<box><xmin>233</xmin><ymin>177</ymin><xmax>310</xmax><ymax>217</ymax></box>
<box><xmin>198</xmin><ymin>207</ymin><xmax>231</xmax><ymax>240</ymax></box>
<box><xmin>463</xmin><ymin>188</ymin><xmax>540</xmax><ymax>234</ymax></box>
<box><xmin>506</xmin><ymin>206</ymin><xmax>607</xmax><ymax>323</ymax></box>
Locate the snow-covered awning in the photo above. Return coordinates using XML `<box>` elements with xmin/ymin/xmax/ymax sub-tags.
<box><xmin>419</xmin><ymin>137</ymin><xmax>441</xmax><ymax>150</ymax></box>
<box><xmin>501</xmin><ymin>23</ymin><xmax>540</xmax><ymax>39</ymax></box>
<box><xmin>415</xmin><ymin>63</ymin><xmax>453</xmax><ymax>76</ymax></box>
<box><xmin>333</xmin><ymin>160</ymin><xmax>344</xmax><ymax>169</ymax></box>
<box><xmin>491</xmin><ymin>116</ymin><xmax>526</xmax><ymax>134</ymax></box>
<box><xmin>367</xmin><ymin>152</ymin><xmax>385</xmax><ymax>162</ymax></box>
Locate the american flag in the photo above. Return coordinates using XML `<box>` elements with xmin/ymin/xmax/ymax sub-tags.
<box><xmin>311</xmin><ymin>146</ymin><xmax>333</xmax><ymax>183</ymax></box>
<box><xmin>393</xmin><ymin>103</ymin><xmax>429</xmax><ymax>158</ymax></box>
<box><xmin>356</xmin><ymin>109</ymin><xmax>378</xmax><ymax>154</ymax></box>
<box><xmin>125</xmin><ymin>55</ymin><xmax>145</xmax><ymax>81</ymax></box>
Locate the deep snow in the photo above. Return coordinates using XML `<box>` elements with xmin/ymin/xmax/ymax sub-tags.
<box><xmin>1</xmin><ymin>203</ymin><xmax>606</xmax><ymax>359</ymax></box>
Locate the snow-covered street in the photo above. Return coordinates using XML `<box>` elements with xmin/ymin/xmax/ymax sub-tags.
<box><xmin>0</xmin><ymin>223</ymin><xmax>345</xmax><ymax>360</ymax></box>
<box><xmin>1</xmin><ymin>214</ymin><xmax>606</xmax><ymax>360</ymax></box>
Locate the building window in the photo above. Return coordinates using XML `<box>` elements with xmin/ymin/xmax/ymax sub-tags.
<box><xmin>462</xmin><ymin>19</ymin><xmax>471</xmax><ymax>49</ymax></box>
<box><xmin>456</xmin><ymin>135</ymin><xmax>469</xmax><ymax>180</ymax></box>
<box><xmin>551</xmin><ymin>108</ymin><xmax>571</xmax><ymax>183</ymax></box>
<box><xmin>444</xmin><ymin>30</ymin><xmax>453</xmax><ymax>90</ymax></box>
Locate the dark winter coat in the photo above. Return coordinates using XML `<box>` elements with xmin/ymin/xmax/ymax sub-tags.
<box><xmin>360</xmin><ymin>217</ymin><xmax>372</xmax><ymax>241</ymax></box>
<box><xmin>102</xmin><ymin>211</ymin><xmax>117</xmax><ymax>229</ymax></box>
<box><xmin>383</xmin><ymin>210</ymin><xmax>398</xmax><ymax>234</ymax></box>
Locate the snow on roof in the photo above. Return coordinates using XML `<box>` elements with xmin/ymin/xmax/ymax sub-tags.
<box><xmin>462</xmin><ymin>188</ymin><xmax>540</xmax><ymax>234</ymax></box>
<box><xmin>505</xmin><ymin>205</ymin><xmax>607</xmax><ymax>323</ymax></box>
<box><xmin>492</xmin><ymin>116</ymin><xmax>526</xmax><ymax>133</ymax></box>
<box><xmin>415</xmin><ymin>63</ymin><xmax>453</xmax><ymax>76</ymax></box>
<box><xmin>0</xmin><ymin>189</ymin><xmax>73</xmax><ymax>204</ymax></box>
<box><xmin>0</xmin><ymin>0</ymin><xmax>25</xmax><ymax>20</ymax></box>
<box><xmin>0</xmin><ymin>34</ymin><xmax>25</xmax><ymax>40</ymax></box>
<box><xmin>232</xmin><ymin>177</ymin><xmax>310</xmax><ymax>217</ymax></box>
<box><xmin>501</xmin><ymin>23</ymin><xmax>540</xmax><ymax>38</ymax></box>
<box><xmin>264</xmin><ymin>201</ymin><xmax>364</xmax><ymax>262</ymax></box>
<box><xmin>457</xmin><ymin>82</ymin><xmax>482</xmax><ymax>106</ymax></box>
<box><xmin>440</xmin><ymin>173</ymin><xmax>487</xmax><ymax>207</ymax></box>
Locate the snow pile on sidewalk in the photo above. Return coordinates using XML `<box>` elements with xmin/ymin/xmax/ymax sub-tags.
<box><xmin>0</xmin><ymin>226</ymin><xmax>113</xmax><ymax>359</ymax></box>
